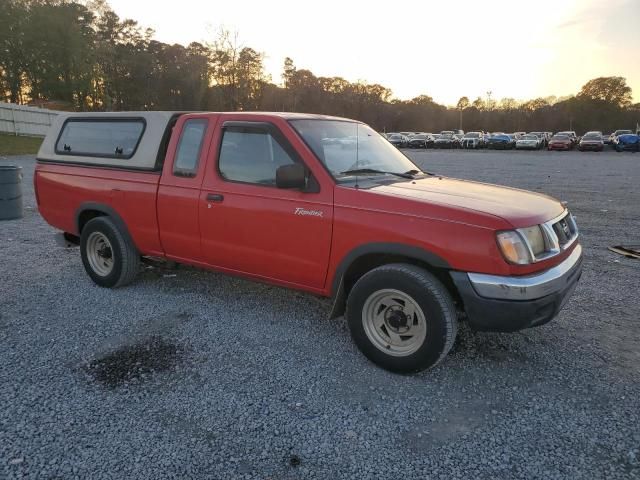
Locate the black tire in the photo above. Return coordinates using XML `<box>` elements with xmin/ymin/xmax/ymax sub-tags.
<box><xmin>80</xmin><ymin>216</ymin><xmax>140</xmax><ymax>288</ymax></box>
<box><xmin>345</xmin><ymin>263</ymin><xmax>457</xmax><ymax>373</ymax></box>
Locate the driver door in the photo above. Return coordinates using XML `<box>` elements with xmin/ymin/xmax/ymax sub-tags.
<box><xmin>198</xmin><ymin>119</ymin><xmax>334</xmax><ymax>291</ymax></box>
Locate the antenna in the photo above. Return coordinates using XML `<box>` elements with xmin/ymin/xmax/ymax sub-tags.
<box><xmin>355</xmin><ymin>123</ymin><xmax>359</xmax><ymax>188</ymax></box>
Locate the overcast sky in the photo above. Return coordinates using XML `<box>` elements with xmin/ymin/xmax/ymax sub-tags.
<box><xmin>105</xmin><ymin>0</ymin><xmax>640</xmax><ymax>106</ymax></box>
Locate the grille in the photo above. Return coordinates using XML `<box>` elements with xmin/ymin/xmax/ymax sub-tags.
<box><xmin>520</xmin><ymin>210</ymin><xmax>579</xmax><ymax>262</ymax></box>
<box><xmin>552</xmin><ymin>215</ymin><xmax>578</xmax><ymax>246</ymax></box>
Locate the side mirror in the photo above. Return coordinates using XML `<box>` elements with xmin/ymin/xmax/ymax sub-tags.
<box><xmin>276</xmin><ymin>164</ymin><xmax>306</xmax><ymax>189</ymax></box>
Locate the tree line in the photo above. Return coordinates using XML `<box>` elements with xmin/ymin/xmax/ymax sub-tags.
<box><xmin>1</xmin><ymin>0</ymin><xmax>638</xmax><ymax>134</ymax></box>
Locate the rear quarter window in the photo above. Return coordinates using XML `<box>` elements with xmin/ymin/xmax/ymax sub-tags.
<box><xmin>55</xmin><ymin>119</ymin><xmax>145</xmax><ymax>159</ymax></box>
<box><xmin>173</xmin><ymin>119</ymin><xmax>208</xmax><ymax>177</ymax></box>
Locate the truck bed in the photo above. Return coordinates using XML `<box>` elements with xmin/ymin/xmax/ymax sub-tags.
<box><xmin>35</xmin><ymin>164</ymin><xmax>165</xmax><ymax>257</ymax></box>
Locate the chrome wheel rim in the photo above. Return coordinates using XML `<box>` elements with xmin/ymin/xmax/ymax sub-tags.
<box><xmin>86</xmin><ymin>232</ymin><xmax>114</xmax><ymax>276</ymax></box>
<box><xmin>362</xmin><ymin>289</ymin><xmax>427</xmax><ymax>357</ymax></box>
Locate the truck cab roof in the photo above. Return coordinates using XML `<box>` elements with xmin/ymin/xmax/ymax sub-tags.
<box><xmin>38</xmin><ymin>111</ymin><xmax>359</xmax><ymax>171</ymax></box>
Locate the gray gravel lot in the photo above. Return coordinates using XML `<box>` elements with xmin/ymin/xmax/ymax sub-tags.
<box><xmin>1</xmin><ymin>150</ymin><xmax>639</xmax><ymax>479</ymax></box>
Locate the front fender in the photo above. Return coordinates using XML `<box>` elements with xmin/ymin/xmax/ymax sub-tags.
<box><xmin>328</xmin><ymin>242</ymin><xmax>450</xmax><ymax>319</ymax></box>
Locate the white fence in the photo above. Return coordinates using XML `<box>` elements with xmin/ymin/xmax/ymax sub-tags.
<box><xmin>0</xmin><ymin>102</ymin><xmax>59</xmax><ymax>137</ymax></box>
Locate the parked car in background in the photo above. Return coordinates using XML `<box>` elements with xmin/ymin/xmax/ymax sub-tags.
<box><xmin>453</xmin><ymin>129</ymin><xmax>464</xmax><ymax>135</ymax></box>
<box><xmin>434</xmin><ymin>133</ymin><xmax>458</xmax><ymax>149</ymax></box>
<box><xmin>548</xmin><ymin>134</ymin><xmax>573</xmax><ymax>151</ymax></box>
<box><xmin>578</xmin><ymin>132</ymin><xmax>604</xmax><ymax>152</ymax></box>
<box><xmin>487</xmin><ymin>134</ymin><xmax>514</xmax><ymax>150</ymax></box>
<box><xmin>461</xmin><ymin>132</ymin><xmax>485</xmax><ymax>149</ymax></box>
<box><xmin>424</xmin><ymin>133</ymin><xmax>436</xmax><ymax>148</ymax></box>
<box><xmin>556</xmin><ymin>131</ymin><xmax>577</xmax><ymax>145</ymax></box>
<box><xmin>387</xmin><ymin>133</ymin><xmax>409</xmax><ymax>148</ymax></box>
<box><xmin>440</xmin><ymin>130</ymin><xmax>455</xmax><ymax>136</ymax></box>
<box><xmin>529</xmin><ymin>132</ymin><xmax>548</xmax><ymax>148</ymax></box>
<box><xmin>614</xmin><ymin>134</ymin><xmax>640</xmax><ymax>152</ymax></box>
<box><xmin>408</xmin><ymin>133</ymin><xmax>433</xmax><ymax>148</ymax></box>
<box><xmin>609</xmin><ymin>129</ymin><xmax>633</xmax><ymax>144</ymax></box>
<box><xmin>516</xmin><ymin>134</ymin><xmax>541</xmax><ymax>150</ymax></box>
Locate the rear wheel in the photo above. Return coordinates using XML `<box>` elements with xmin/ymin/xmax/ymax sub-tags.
<box><xmin>80</xmin><ymin>216</ymin><xmax>140</xmax><ymax>288</ymax></box>
<box><xmin>346</xmin><ymin>264</ymin><xmax>457</xmax><ymax>373</ymax></box>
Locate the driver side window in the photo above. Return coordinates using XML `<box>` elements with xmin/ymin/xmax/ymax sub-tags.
<box><xmin>218</xmin><ymin>126</ymin><xmax>296</xmax><ymax>186</ymax></box>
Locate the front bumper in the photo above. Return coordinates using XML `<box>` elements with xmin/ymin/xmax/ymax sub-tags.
<box><xmin>450</xmin><ymin>244</ymin><xmax>583</xmax><ymax>332</ymax></box>
<box><xmin>579</xmin><ymin>143</ymin><xmax>603</xmax><ymax>150</ymax></box>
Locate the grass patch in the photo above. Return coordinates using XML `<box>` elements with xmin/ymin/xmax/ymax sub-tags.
<box><xmin>0</xmin><ymin>133</ymin><xmax>43</xmax><ymax>155</ymax></box>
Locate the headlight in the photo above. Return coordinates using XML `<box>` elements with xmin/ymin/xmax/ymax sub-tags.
<box><xmin>519</xmin><ymin>225</ymin><xmax>545</xmax><ymax>256</ymax></box>
<box><xmin>496</xmin><ymin>231</ymin><xmax>531</xmax><ymax>265</ymax></box>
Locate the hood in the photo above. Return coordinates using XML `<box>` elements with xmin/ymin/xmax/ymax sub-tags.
<box><xmin>367</xmin><ymin>176</ymin><xmax>564</xmax><ymax>227</ymax></box>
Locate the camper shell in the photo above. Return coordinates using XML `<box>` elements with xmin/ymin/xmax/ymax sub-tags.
<box><xmin>38</xmin><ymin>111</ymin><xmax>180</xmax><ymax>171</ymax></box>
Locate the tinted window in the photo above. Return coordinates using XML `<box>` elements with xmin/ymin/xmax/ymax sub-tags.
<box><xmin>174</xmin><ymin>119</ymin><xmax>208</xmax><ymax>177</ymax></box>
<box><xmin>218</xmin><ymin>127</ymin><xmax>296</xmax><ymax>185</ymax></box>
<box><xmin>56</xmin><ymin>119</ymin><xmax>144</xmax><ymax>158</ymax></box>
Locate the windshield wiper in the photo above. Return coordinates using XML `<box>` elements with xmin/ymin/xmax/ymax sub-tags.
<box><xmin>340</xmin><ymin>168</ymin><xmax>416</xmax><ymax>179</ymax></box>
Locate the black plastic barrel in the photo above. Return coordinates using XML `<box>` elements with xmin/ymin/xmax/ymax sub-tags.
<box><xmin>0</xmin><ymin>165</ymin><xmax>23</xmax><ymax>220</ymax></box>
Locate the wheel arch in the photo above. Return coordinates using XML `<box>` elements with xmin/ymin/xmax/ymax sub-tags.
<box><xmin>328</xmin><ymin>243</ymin><xmax>457</xmax><ymax>319</ymax></box>
<box><xmin>75</xmin><ymin>202</ymin><xmax>138</xmax><ymax>252</ymax></box>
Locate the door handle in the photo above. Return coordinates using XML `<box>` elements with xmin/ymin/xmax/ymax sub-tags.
<box><xmin>206</xmin><ymin>193</ymin><xmax>224</xmax><ymax>202</ymax></box>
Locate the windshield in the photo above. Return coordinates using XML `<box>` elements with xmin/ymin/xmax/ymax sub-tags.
<box><xmin>464</xmin><ymin>132</ymin><xmax>480</xmax><ymax>138</ymax></box>
<box><xmin>583</xmin><ymin>133</ymin><xmax>600</xmax><ymax>139</ymax></box>
<box><xmin>290</xmin><ymin>120</ymin><xmax>420</xmax><ymax>181</ymax></box>
<box><xmin>522</xmin><ymin>135</ymin><xmax>537</xmax><ymax>140</ymax></box>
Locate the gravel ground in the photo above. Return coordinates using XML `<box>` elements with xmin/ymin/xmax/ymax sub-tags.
<box><xmin>1</xmin><ymin>150</ymin><xmax>639</xmax><ymax>479</ymax></box>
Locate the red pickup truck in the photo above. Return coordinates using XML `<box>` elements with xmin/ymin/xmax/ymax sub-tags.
<box><xmin>35</xmin><ymin>111</ymin><xmax>583</xmax><ymax>373</ymax></box>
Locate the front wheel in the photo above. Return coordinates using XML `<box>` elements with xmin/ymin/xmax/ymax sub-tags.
<box><xmin>80</xmin><ymin>216</ymin><xmax>140</xmax><ymax>288</ymax></box>
<box><xmin>346</xmin><ymin>264</ymin><xmax>457</xmax><ymax>373</ymax></box>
